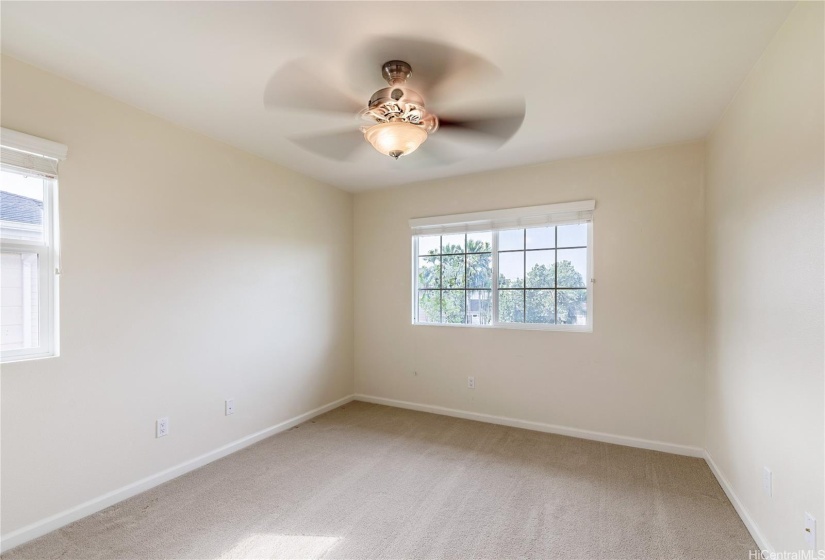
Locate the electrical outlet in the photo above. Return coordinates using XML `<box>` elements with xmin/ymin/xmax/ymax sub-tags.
<box><xmin>804</xmin><ymin>513</ymin><xmax>816</xmax><ymax>550</ymax></box>
<box><xmin>225</xmin><ymin>399</ymin><xmax>235</xmax><ymax>416</ymax></box>
<box><xmin>467</xmin><ymin>376</ymin><xmax>475</xmax><ymax>389</ymax></box>
<box><xmin>156</xmin><ymin>417</ymin><xmax>169</xmax><ymax>438</ymax></box>
<box><xmin>762</xmin><ymin>467</ymin><xmax>772</xmax><ymax>497</ymax></box>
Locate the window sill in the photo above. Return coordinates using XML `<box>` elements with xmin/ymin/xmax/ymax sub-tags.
<box><xmin>412</xmin><ymin>322</ymin><xmax>592</xmax><ymax>333</ymax></box>
<box><xmin>1</xmin><ymin>351</ymin><xmax>58</xmax><ymax>364</ymax></box>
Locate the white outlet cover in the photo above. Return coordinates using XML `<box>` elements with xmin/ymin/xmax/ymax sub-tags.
<box><xmin>225</xmin><ymin>399</ymin><xmax>235</xmax><ymax>415</ymax></box>
<box><xmin>467</xmin><ymin>376</ymin><xmax>475</xmax><ymax>389</ymax></box>
<box><xmin>804</xmin><ymin>512</ymin><xmax>816</xmax><ymax>550</ymax></box>
<box><xmin>156</xmin><ymin>417</ymin><xmax>169</xmax><ymax>438</ymax></box>
<box><xmin>762</xmin><ymin>467</ymin><xmax>772</xmax><ymax>497</ymax></box>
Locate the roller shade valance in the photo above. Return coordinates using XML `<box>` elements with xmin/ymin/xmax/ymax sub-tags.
<box><xmin>409</xmin><ymin>200</ymin><xmax>595</xmax><ymax>236</ymax></box>
<box><xmin>1</xmin><ymin>128</ymin><xmax>68</xmax><ymax>179</ymax></box>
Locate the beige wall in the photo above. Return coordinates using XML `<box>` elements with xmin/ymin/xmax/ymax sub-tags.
<box><xmin>705</xmin><ymin>2</ymin><xmax>824</xmax><ymax>553</ymax></box>
<box><xmin>354</xmin><ymin>142</ymin><xmax>706</xmax><ymax>448</ymax></box>
<box><xmin>0</xmin><ymin>56</ymin><xmax>354</xmax><ymax>535</ymax></box>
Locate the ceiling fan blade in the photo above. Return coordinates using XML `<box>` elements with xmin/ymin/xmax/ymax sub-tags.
<box><xmin>290</xmin><ymin>129</ymin><xmax>367</xmax><ymax>161</ymax></box>
<box><xmin>264</xmin><ymin>59</ymin><xmax>364</xmax><ymax>115</ymax></box>
<box><xmin>346</xmin><ymin>36</ymin><xmax>501</xmax><ymax>98</ymax></box>
<box><xmin>437</xmin><ymin>101</ymin><xmax>526</xmax><ymax>145</ymax></box>
<box><xmin>405</xmin><ymin>136</ymin><xmax>464</xmax><ymax>167</ymax></box>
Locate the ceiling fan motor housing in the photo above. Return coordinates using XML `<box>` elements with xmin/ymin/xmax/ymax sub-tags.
<box><xmin>361</xmin><ymin>61</ymin><xmax>439</xmax><ymax>133</ymax></box>
<box><xmin>362</xmin><ymin>87</ymin><xmax>438</xmax><ymax>132</ymax></box>
<box><xmin>368</xmin><ymin>86</ymin><xmax>425</xmax><ymax>108</ymax></box>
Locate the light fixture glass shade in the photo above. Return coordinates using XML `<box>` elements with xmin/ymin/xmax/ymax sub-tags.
<box><xmin>363</xmin><ymin>122</ymin><xmax>428</xmax><ymax>159</ymax></box>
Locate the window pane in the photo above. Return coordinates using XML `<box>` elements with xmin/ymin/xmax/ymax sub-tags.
<box><xmin>498</xmin><ymin>251</ymin><xmax>524</xmax><ymax>288</ymax></box>
<box><xmin>467</xmin><ymin>232</ymin><xmax>492</xmax><ymax>253</ymax></box>
<box><xmin>498</xmin><ymin>290</ymin><xmax>524</xmax><ymax>323</ymax></box>
<box><xmin>441</xmin><ymin>234</ymin><xmax>465</xmax><ymax>254</ymax></box>
<box><xmin>466</xmin><ymin>253</ymin><xmax>492</xmax><ymax>289</ymax></box>
<box><xmin>466</xmin><ymin>290</ymin><xmax>491</xmax><ymax>325</ymax></box>
<box><xmin>526</xmin><ymin>226</ymin><xmax>555</xmax><ymax>249</ymax></box>
<box><xmin>418</xmin><ymin>235</ymin><xmax>440</xmax><ymax>256</ymax></box>
<box><xmin>557</xmin><ymin>249</ymin><xmax>587</xmax><ymax>287</ymax></box>
<box><xmin>557</xmin><ymin>290</ymin><xmax>587</xmax><ymax>325</ymax></box>
<box><xmin>498</xmin><ymin>229</ymin><xmax>524</xmax><ymax>251</ymax></box>
<box><xmin>417</xmin><ymin>256</ymin><xmax>440</xmax><ymax>288</ymax></box>
<box><xmin>441</xmin><ymin>255</ymin><xmax>465</xmax><ymax>288</ymax></box>
<box><xmin>442</xmin><ymin>290</ymin><xmax>466</xmax><ymax>324</ymax></box>
<box><xmin>557</xmin><ymin>224</ymin><xmax>587</xmax><ymax>248</ymax></box>
<box><xmin>526</xmin><ymin>290</ymin><xmax>555</xmax><ymax>324</ymax></box>
<box><xmin>414</xmin><ymin>222</ymin><xmax>589</xmax><ymax>329</ymax></box>
<box><xmin>1</xmin><ymin>170</ymin><xmax>44</xmax><ymax>242</ymax></box>
<box><xmin>526</xmin><ymin>250</ymin><xmax>555</xmax><ymax>288</ymax></box>
<box><xmin>0</xmin><ymin>252</ymin><xmax>40</xmax><ymax>350</ymax></box>
<box><xmin>417</xmin><ymin>291</ymin><xmax>441</xmax><ymax>323</ymax></box>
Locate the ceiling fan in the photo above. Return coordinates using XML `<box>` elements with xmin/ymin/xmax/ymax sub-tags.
<box><xmin>264</xmin><ymin>38</ymin><xmax>526</xmax><ymax>163</ymax></box>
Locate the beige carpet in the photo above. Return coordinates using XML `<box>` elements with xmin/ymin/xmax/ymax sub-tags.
<box><xmin>3</xmin><ymin>401</ymin><xmax>756</xmax><ymax>560</ymax></box>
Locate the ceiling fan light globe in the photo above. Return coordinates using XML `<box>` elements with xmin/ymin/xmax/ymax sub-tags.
<box><xmin>364</xmin><ymin>122</ymin><xmax>428</xmax><ymax>159</ymax></box>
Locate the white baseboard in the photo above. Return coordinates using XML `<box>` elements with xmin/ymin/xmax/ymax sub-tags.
<box><xmin>353</xmin><ymin>394</ymin><xmax>705</xmax><ymax>458</ymax></box>
<box><xmin>0</xmin><ymin>394</ymin><xmax>355</xmax><ymax>554</ymax></box>
<box><xmin>704</xmin><ymin>450</ymin><xmax>773</xmax><ymax>553</ymax></box>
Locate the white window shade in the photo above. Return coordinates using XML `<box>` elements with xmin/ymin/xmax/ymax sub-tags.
<box><xmin>1</xmin><ymin>128</ymin><xmax>68</xmax><ymax>179</ymax></box>
<box><xmin>409</xmin><ymin>200</ymin><xmax>595</xmax><ymax>236</ymax></box>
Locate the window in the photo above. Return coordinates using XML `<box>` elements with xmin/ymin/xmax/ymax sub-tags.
<box><xmin>1</xmin><ymin>128</ymin><xmax>66</xmax><ymax>362</ymax></box>
<box><xmin>411</xmin><ymin>201</ymin><xmax>593</xmax><ymax>331</ymax></box>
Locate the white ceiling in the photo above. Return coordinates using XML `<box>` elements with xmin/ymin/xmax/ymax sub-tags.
<box><xmin>1</xmin><ymin>2</ymin><xmax>793</xmax><ymax>192</ymax></box>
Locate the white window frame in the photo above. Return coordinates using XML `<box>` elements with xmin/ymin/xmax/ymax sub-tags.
<box><xmin>410</xmin><ymin>201</ymin><xmax>594</xmax><ymax>333</ymax></box>
<box><xmin>1</xmin><ymin>128</ymin><xmax>66</xmax><ymax>363</ymax></box>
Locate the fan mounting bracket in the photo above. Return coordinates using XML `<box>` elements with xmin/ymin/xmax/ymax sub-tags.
<box><xmin>382</xmin><ymin>60</ymin><xmax>412</xmax><ymax>85</ymax></box>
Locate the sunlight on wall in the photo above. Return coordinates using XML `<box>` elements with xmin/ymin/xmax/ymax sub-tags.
<box><xmin>219</xmin><ymin>533</ymin><xmax>339</xmax><ymax>560</ymax></box>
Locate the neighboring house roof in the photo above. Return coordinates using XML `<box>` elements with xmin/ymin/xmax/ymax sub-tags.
<box><xmin>0</xmin><ymin>191</ymin><xmax>43</xmax><ymax>225</ymax></box>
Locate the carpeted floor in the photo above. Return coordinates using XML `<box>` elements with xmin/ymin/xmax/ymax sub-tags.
<box><xmin>3</xmin><ymin>401</ymin><xmax>756</xmax><ymax>560</ymax></box>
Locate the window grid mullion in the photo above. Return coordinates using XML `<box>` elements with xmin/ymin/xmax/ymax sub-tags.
<box><xmin>492</xmin><ymin>232</ymin><xmax>499</xmax><ymax>326</ymax></box>
<box><xmin>522</xmin><ymin>229</ymin><xmax>526</xmax><ymax>323</ymax></box>
<box><xmin>498</xmin><ymin>246</ymin><xmax>586</xmax><ymax>253</ymax></box>
<box><xmin>463</xmin><ymin>234</ymin><xmax>468</xmax><ymax>324</ymax></box>
<box><xmin>555</xmin><ymin>226</ymin><xmax>559</xmax><ymax>324</ymax></box>
<box><xmin>439</xmin><ymin>236</ymin><xmax>443</xmax><ymax>323</ymax></box>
